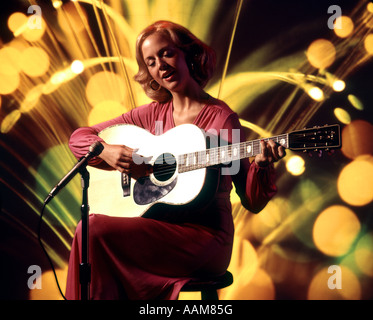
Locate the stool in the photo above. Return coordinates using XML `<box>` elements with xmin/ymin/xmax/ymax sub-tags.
<box><xmin>180</xmin><ymin>271</ymin><xmax>233</xmax><ymax>300</ymax></box>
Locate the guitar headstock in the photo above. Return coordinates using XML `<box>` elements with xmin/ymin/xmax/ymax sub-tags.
<box><xmin>288</xmin><ymin>124</ymin><xmax>341</xmax><ymax>152</ymax></box>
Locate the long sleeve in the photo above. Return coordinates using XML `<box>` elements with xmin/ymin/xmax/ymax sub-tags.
<box><xmin>239</xmin><ymin>162</ymin><xmax>277</xmax><ymax>213</ymax></box>
<box><xmin>69</xmin><ymin>114</ymin><xmax>127</xmax><ymax>166</ymax></box>
<box><xmin>222</xmin><ymin>113</ymin><xmax>278</xmax><ymax>213</ymax></box>
<box><xmin>69</xmin><ymin>102</ymin><xmax>159</xmax><ymax>166</ymax></box>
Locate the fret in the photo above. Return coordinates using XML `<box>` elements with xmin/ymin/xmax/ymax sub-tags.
<box><xmin>178</xmin><ymin>133</ymin><xmax>289</xmax><ymax>173</ymax></box>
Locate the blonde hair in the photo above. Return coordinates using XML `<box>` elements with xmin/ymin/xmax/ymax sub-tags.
<box><xmin>134</xmin><ymin>21</ymin><xmax>216</xmax><ymax>102</ymax></box>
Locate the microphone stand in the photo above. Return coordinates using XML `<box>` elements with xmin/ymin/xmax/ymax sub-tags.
<box><xmin>43</xmin><ymin>142</ymin><xmax>103</xmax><ymax>301</ymax></box>
<box><xmin>79</xmin><ymin>166</ymin><xmax>90</xmax><ymax>300</ymax></box>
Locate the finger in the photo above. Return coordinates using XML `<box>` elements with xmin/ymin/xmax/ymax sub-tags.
<box><xmin>260</xmin><ymin>140</ymin><xmax>267</xmax><ymax>157</ymax></box>
<box><xmin>268</xmin><ymin>140</ymin><xmax>280</xmax><ymax>161</ymax></box>
<box><xmin>278</xmin><ymin>145</ymin><xmax>286</xmax><ymax>158</ymax></box>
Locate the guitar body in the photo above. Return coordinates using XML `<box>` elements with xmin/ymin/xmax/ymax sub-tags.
<box><xmin>86</xmin><ymin>122</ymin><xmax>341</xmax><ymax>219</ymax></box>
<box><xmin>88</xmin><ymin>124</ymin><xmax>215</xmax><ymax>218</ymax></box>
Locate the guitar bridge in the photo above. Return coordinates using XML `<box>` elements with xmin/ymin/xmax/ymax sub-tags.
<box><xmin>121</xmin><ymin>173</ymin><xmax>131</xmax><ymax>197</ymax></box>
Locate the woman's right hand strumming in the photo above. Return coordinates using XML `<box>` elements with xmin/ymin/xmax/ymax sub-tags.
<box><xmin>99</xmin><ymin>142</ymin><xmax>153</xmax><ymax>179</ymax></box>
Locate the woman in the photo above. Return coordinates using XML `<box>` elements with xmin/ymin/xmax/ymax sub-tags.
<box><xmin>65</xmin><ymin>20</ymin><xmax>285</xmax><ymax>300</ymax></box>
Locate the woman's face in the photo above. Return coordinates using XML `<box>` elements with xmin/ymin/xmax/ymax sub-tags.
<box><xmin>141</xmin><ymin>32</ymin><xmax>192</xmax><ymax>93</ymax></box>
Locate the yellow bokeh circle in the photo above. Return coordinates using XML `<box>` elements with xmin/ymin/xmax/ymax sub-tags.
<box><xmin>307</xmin><ymin>266</ymin><xmax>361</xmax><ymax>300</ymax></box>
<box><xmin>334</xmin><ymin>16</ymin><xmax>354</xmax><ymax>38</ymax></box>
<box><xmin>0</xmin><ymin>73</ymin><xmax>20</xmax><ymax>95</ymax></box>
<box><xmin>341</xmin><ymin>120</ymin><xmax>373</xmax><ymax>159</ymax></box>
<box><xmin>86</xmin><ymin>71</ymin><xmax>127</xmax><ymax>108</ymax></box>
<box><xmin>337</xmin><ymin>158</ymin><xmax>373</xmax><ymax>206</ymax></box>
<box><xmin>286</xmin><ymin>155</ymin><xmax>305</xmax><ymax>176</ymax></box>
<box><xmin>0</xmin><ymin>47</ymin><xmax>21</xmax><ymax>75</ymax></box>
<box><xmin>19</xmin><ymin>47</ymin><xmax>50</xmax><ymax>77</ymax></box>
<box><xmin>307</xmin><ymin>39</ymin><xmax>336</xmax><ymax>69</ymax></box>
<box><xmin>313</xmin><ymin>205</ymin><xmax>360</xmax><ymax>257</ymax></box>
<box><xmin>0</xmin><ymin>47</ymin><xmax>21</xmax><ymax>94</ymax></box>
<box><xmin>88</xmin><ymin>100</ymin><xmax>126</xmax><ymax>126</ymax></box>
<box><xmin>364</xmin><ymin>34</ymin><xmax>373</xmax><ymax>55</ymax></box>
<box><xmin>334</xmin><ymin>108</ymin><xmax>351</xmax><ymax>125</ymax></box>
<box><xmin>8</xmin><ymin>11</ymin><xmax>45</xmax><ymax>42</ymax></box>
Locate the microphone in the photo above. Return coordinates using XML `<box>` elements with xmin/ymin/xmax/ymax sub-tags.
<box><xmin>44</xmin><ymin>141</ymin><xmax>104</xmax><ymax>204</ymax></box>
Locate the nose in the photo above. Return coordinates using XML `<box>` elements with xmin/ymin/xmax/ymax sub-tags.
<box><xmin>158</xmin><ymin>58</ymin><xmax>169</xmax><ymax>70</ymax></box>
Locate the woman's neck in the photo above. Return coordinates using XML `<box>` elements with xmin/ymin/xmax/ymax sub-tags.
<box><xmin>171</xmin><ymin>85</ymin><xmax>209</xmax><ymax>113</ymax></box>
<box><xmin>170</xmin><ymin>86</ymin><xmax>211</xmax><ymax>126</ymax></box>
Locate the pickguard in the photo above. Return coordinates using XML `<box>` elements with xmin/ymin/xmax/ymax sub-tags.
<box><xmin>133</xmin><ymin>176</ymin><xmax>177</xmax><ymax>205</ymax></box>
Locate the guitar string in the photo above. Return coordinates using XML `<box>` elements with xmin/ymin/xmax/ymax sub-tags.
<box><xmin>144</xmin><ymin>128</ymin><xmax>336</xmax><ymax>177</ymax></box>
<box><xmin>148</xmin><ymin>135</ymin><xmax>289</xmax><ymax>166</ymax></box>
<box><xmin>147</xmin><ymin>128</ymin><xmax>336</xmax><ymax>166</ymax></box>
<box><xmin>148</xmin><ymin>144</ymin><xmax>279</xmax><ymax>178</ymax></box>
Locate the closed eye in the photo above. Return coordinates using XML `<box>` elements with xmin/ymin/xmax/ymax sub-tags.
<box><xmin>146</xmin><ymin>58</ymin><xmax>155</xmax><ymax>67</ymax></box>
<box><xmin>162</xmin><ymin>49</ymin><xmax>175</xmax><ymax>58</ymax></box>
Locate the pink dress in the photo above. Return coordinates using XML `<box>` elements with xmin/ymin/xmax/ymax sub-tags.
<box><xmin>65</xmin><ymin>99</ymin><xmax>277</xmax><ymax>300</ymax></box>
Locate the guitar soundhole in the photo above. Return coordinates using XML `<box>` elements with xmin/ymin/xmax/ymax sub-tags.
<box><xmin>153</xmin><ymin>153</ymin><xmax>177</xmax><ymax>182</ymax></box>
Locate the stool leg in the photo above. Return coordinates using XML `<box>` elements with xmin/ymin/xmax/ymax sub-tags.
<box><xmin>201</xmin><ymin>289</ymin><xmax>219</xmax><ymax>300</ymax></box>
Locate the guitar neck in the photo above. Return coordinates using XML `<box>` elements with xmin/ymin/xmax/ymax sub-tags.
<box><xmin>178</xmin><ymin>134</ymin><xmax>289</xmax><ymax>173</ymax></box>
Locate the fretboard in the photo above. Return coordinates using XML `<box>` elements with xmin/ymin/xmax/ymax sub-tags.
<box><xmin>178</xmin><ymin>134</ymin><xmax>289</xmax><ymax>173</ymax></box>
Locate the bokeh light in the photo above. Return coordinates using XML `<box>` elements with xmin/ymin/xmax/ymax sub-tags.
<box><xmin>307</xmin><ymin>266</ymin><xmax>361</xmax><ymax>300</ymax></box>
<box><xmin>71</xmin><ymin>60</ymin><xmax>84</xmax><ymax>74</ymax></box>
<box><xmin>88</xmin><ymin>100</ymin><xmax>126</xmax><ymax>125</ymax></box>
<box><xmin>7</xmin><ymin>12</ymin><xmax>29</xmax><ymax>38</ymax></box>
<box><xmin>347</xmin><ymin>94</ymin><xmax>364</xmax><ymax>110</ymax></box>
<box><xmin>219</xmin><ymin>238</ymin><xmax>259</xmax><ymax>300</ymax></box>
<box><xmin>19</xmin><ymin>47</ymin><xmax>50</xmax><ymax>77</ymax></box>
<box><xmin>20</xmin><ymin>85</ymin><xmax>44</xmax><ymax>113</ymax></box>
<box><xmin>226</xmin><ymin>268</ymin><xmax>275</xmax><ymax>300</ymax></box>
<box><xmin>7</xmin><ymin>11</ymin><xmax>46</xmax><ymax>42</ymax></box>
<box><xmin>334</xmin><ymin>108</ymin><xmax>351</xmax><ymax>124</ymax></box>
<box><xmin>0</xmin><ymin>47</ymin><xmax>21</xmax><ymax>75</ymax></box>
<box><xmin>313</xmin><ymin>205</ymin><xmax>361</xmax><ymax>257</ymax></box>
<box><xmin>1</xmin><ymin>110</ymin><xmax>21</xmax><ymax>134</ymax></box>
<box><xmin>338</xmin><ymin>157</ymin><xmax>373</xmax><ymax>206</ymax></box>
<box><xmin>332</xmin><ymin>80</ymin><xmax>346</xmax><ymax>92</ymax></box>
<box><xmin>28</xmin><ymin>268</ymin><xmax>68</xmax><ymax>300</ymax></box>
<box><xmin>306</xmin><ymin>86</ymin><xmax>324</xmax><ymax>101</ymax></box>
<box><xmin>364</xmin><ymin>34</ymin><xmax>373</xmax><ymax>55</ymax></box>
<box><xmin>368</xmin><ymin>3</ymin><xmax>373</xmax><ymax>13</ymax></box>
<box><xmin>0</xmin><ymin>72</ymin><xmax>20</xmax><ymax>95</ymax></box>
<box><xmin>354</xmin><ymin>232</ymin><xmax>373</xmax><ymax>277</ymax></box>
<box><xmin>85</xmin><ymin>71</ymin><xmax>128</xmax><ymax>108</ymax></box>
<box><xmin>0</xmin><ymin>47</ymin><xmax>21</xmax><ymax>94</ymax></box>
<box><xmin>334</xmin><ymin>16</ymin><xmax>354</xmax><ymax>38</ymax></box>
<box><xmin>341</xmin><ymin>120</ymin><xmax>373</xmax><ymax>159</ymax></box>
<box><xmin>248</xmin><ymin>198</ymin><xmax>285</xmax><ymax>242</ymax></box>
<box><xmin>53</xmin><ymin>1</ymin><xmax>63</xmax><ymax>9</ymax></box>
<box><xmin>286</xmin><ymin>155</ymin><xmax>305</xmax><ymax>176</ymax></box>
<box><xmin>306</xmin><ymin>39</ymin><xmax>336</xmax><ymax>69</ymax></box>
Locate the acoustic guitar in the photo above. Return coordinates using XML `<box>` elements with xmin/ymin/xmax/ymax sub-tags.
<box><xmin>87</xmin><ymin>123</ymin><xmax>341</xmax><ymax>218</ymax></box>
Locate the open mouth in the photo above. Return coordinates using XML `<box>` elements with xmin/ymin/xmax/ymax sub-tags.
<box><xmin>162</xmin><ymin>70</ymin><xmax>175</xmax><ymax>79</ymax></box>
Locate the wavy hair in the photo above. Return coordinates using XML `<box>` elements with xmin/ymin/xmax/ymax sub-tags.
<box><xmin>134</xmin><ymin>21</ymin><xmax>216</xmax><ymax>103</ymax></box>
